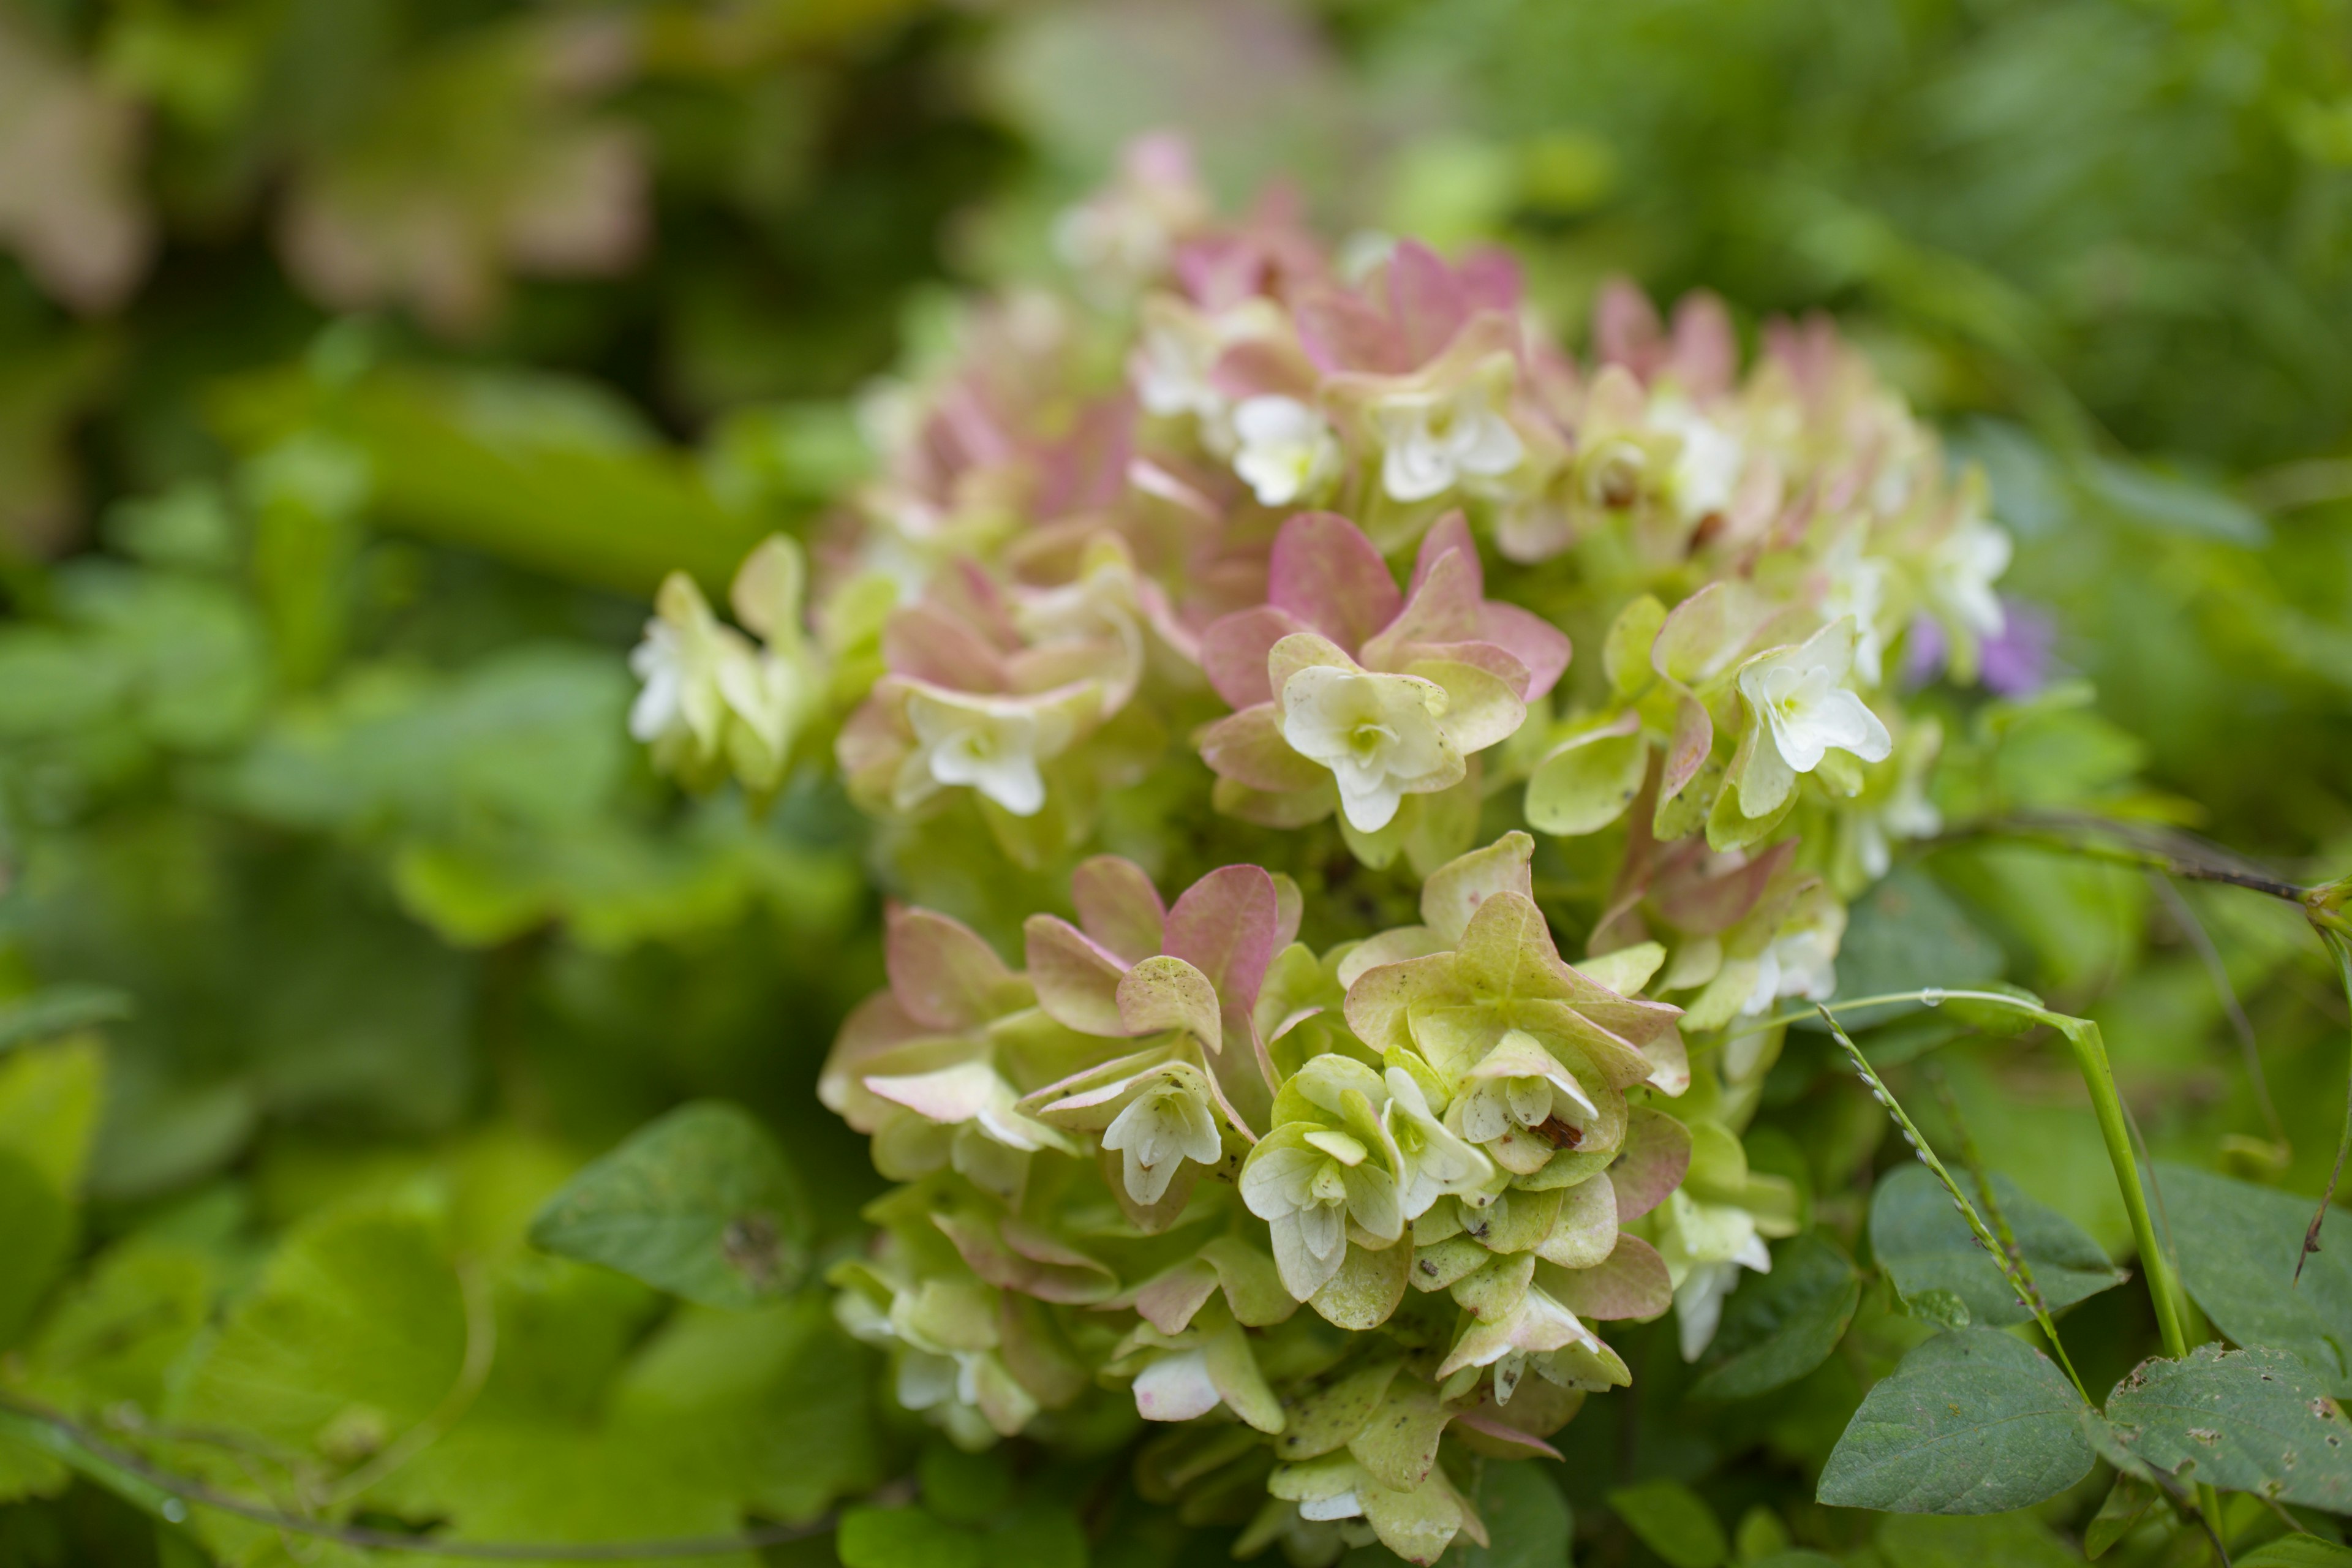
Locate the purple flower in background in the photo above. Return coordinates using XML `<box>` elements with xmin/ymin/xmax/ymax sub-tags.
<box><xmin>1904</xmin><ymin>597</ymin><xmax>2056</xmax><ymax>696</ymax></box>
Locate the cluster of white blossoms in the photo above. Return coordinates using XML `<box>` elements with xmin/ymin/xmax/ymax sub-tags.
<box><xmin>627</xmin><ymin>137</ymin><xmax>2026</xmax><ymax>1565</ymax></box>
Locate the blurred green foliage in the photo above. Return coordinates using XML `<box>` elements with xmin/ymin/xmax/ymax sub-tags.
<box><xmin>0</xmin><ymin>0</ymin><xmax>2349</xmax><ymax>1563</ymax></box>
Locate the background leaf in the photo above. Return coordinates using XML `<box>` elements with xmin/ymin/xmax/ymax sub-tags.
<box><xmin>1868</xmin><ymin>1164</ymin><xmax>2125</xmax><ymax>1327</ymax></box>
<box><xmin>1690</xmin><ymin>1232</ymin><xmax>1861</xmax><ymax>1402</ymax></box>
<box><xmin>1606</xmin><ymin>1479</ymin><xmax>1725</xmax><ymax>1568</ymax></box>
<box><xmin>530</xmin><ymin>1101</ymin><xmax>810</xmax><ymax>1309</ymax></box>
<box><xmin>1817</xmin><ymin>1328</ymin><xmax>2096</xmax><ymax>1514</ymax></box>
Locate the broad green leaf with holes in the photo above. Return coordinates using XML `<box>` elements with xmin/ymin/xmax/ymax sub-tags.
<box><xmin>2104</xmin><ymin>1346</ymin><xmax>2352</xmax><ymax>1511</ymax></box>
<box><xmin>2154</xmin><ymin>1163</ymin><xmax>2352</xmax><ymax>1394</ymax></box>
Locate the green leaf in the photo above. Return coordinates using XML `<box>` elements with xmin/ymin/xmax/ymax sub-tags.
<box><xmin>18</xmin><ymin>1239</ymin><xmax>214</xmax><ymax>1413</ymax></box>
<box><xmin>2154</xmin><ymin>1163</ymin><xmax>2352</xmax><ymax>1393</ymax></box>
<box><xmin>1690</xmin><ymin>1232</ymin><xmax>1861</xmax><ymax>1401</ymax></box>
<box><xmin>0</xmin><ymin>987</ymin><xmax>132</xmax><ymax>1053</ymax></box>
<box><xmin>170</xmin><ymin>1203</ymin><xmax>470</xmax><ymax>1454</ymax></box>
<box><xmin>2082</xmin><ymin>1471</ymin><xmax>2158</xmax><ymax>1560</ymax></box>
<box><xmin>530</xmin><ymin>1101</ymin><xmax>810</xmax><ymax>1310</ymax></box>
<box><xmin>1607</xmin><ymin>1479</ymin><xmax>1726</xmax><ymax>1568</ymax></box>
<box><xmin>0</xmin><ymin>1035</ymin><xmax>105</xmax><ymax>1194</ymax></box>
<box><xmin>1820</xmin><ymin>869</ymin><xmax>2003</xmax><ymax>1014</ymax></box>
<box><xmin>1817</xmin><ymin>1328</ymin><xmax>2096</xmax><ymax>1513</ymax></box>
<box><xmin>2104</xmin><ymin>1345</ymin><xmax>2352</xmax><ymax>1511</ymax></box>
<box><xmin>2239</xmin><ymin>1539</ymin><xmax>2352</xmax><ymax>1567</ymax></box>
<box><xmin>1868</xmin><ymin>1164</ymin><xmax>2125</xmax><ymax>1327</ymax></box>
<box><xmin>0</xmin><ymin>1152</ymin><xmax>73</xmax><ymax>1348</ymax></box>
<box><xmin>1873</xmin><ymin>1512</ymin><xmax>2082</xmax><ymax>1568</ymax></box>
<box><xmin>842</xmin><ymin>1506</ymin><xmax>987</xmax><ymax>1568</ymax></box>
<box><xmin>211</xmin><ymin>364</ymin><xmax>768</xmax><ymax>596</ymax></box>
<box><xmin>1443</xmin><ymin>1460</ymin><xmax>1570</xmax><ymax>1568</ymax></box>
<box><xmin>608</xmin><ymin>1300</ymin><xmax>883</xmax><ymax>1523</ymax></box>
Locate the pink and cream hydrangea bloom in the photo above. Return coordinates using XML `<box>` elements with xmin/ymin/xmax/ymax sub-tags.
<box><xmin>624</xmin><ymin>138</ymin><xmax>2049</xmax><ymax>1561</ymax></box>
<box><xmin>1197</xmin><ymin>510</ymin><xmax>1568</xmax><ymax>837</ymax></box>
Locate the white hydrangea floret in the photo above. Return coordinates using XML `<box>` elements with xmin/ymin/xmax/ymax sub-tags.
<box><xmin>1654</xmin><ymin>1188</ymin><xmax>1774</xmax><ymax>1361</ymax></box>
<box><xmin>1372</xmin><ymin>371</ymin><xmax>1525</xmax><ymax>503</ymax></box>
<box><xmin>1279</xmin><ymin>666</ymin><xmax>1455</xmax><ymax>832</ymax></box>
<box><xmin>895</xmin><ymin>683</ymin><xmax>1093</xmax><ymax>818</ymax></box>
<box><xmin>1232</xmin><ymin>395</ymin><xmax>1342</xmax><ymax>507</ymax></box>
<box><xmin>1380</xmin><ymin>1067</ymin><xmax>1493</xmax><ymax>1219</ymax></box>
<box><xmin>1733</xmin><ymin>617</ymin><xmax>1894</xmax><ymax>818</ymax></box>
<box><xmin>1926</xmin><ymin>512</ymin><xmax>2014</xmax><ymax>640</ymax></box>
<box><xmin>1240</xmin><ymin>1124</ymin><xmax>1404</xmax><ymax>1301</ymax></box>
<box><xmin>1101</xmin><ymin>1076</ymin><xmax>1224</xmax><ymax>1205</ymax></box>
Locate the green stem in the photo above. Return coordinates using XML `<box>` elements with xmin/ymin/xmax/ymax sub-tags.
<box><xmin>2054</xmin><ymin>1017</ymin><xmax>2192</xmax><ymax>1361</ymax></box>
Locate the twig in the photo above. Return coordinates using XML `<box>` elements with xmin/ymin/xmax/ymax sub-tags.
<box><xmin>2300</xmin><ymin>933</ymin><xmax>2352</xmax><ymax>1284</ymax></box>
<box><xmin>2148</xmin><ymin>872</ymin><xmax>2288</xmax><ymax>1150</ymax></box>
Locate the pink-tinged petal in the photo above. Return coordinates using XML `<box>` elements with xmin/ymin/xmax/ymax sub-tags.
<box><xmin>883</xmin><ymin>604</ymin><xmax>1009</xmax><ymax>692</ymax></box>
<box><xmin>1199</xmin><ymin>705</ymin><xmax>1326</xmax><ymax>793</ymax></box>
<box><xmin>1408</xmin><ymin>658</ymin><xmax>1526</xmax><ymax>755</ymax></box>
<box><xmin>1593</xmin><ymin>277</ymin><xmax>1665</xmax><ymax>380</ymax></box>
<box><xmin>1396</xmin><ymin>639</ymin><xmax>1532</xmax><ymax>699</ymax></box>
<box><xmin>1201</xmin><ymin>606</ymin><xmax>1308</xmax><ymax>709</ymax></box>
<box><xmin>1651</xmin><ymin>580</ymin><xmax>1770</xmax><ymax>685</ymax></box>
<box><xmin>1023</xmin><ymin>914</ymin><xmax>1131</xmax><ymax>1036</ymax></box>
<box><xmin>1133</xmin><ymin>1349</ymin><xmax>1223</xmax><ymax>1422</ymax></box>
<box><xmin>864</xmin><ymin>1059</ymin><xmax>1001</xmax><ymax>1123</ymax></box>
<box><xmin>1117</xmin><ymin>954</ymin><xmax>1224</xmax><ymax>1052</ymax></box>
<box><xmin>1038</xmin><ymin>393</ymin><xmax>1136</xmax><ymax>517</ymax></box>
<box><xmin>1371</xmin><ymin>547</ymin><xmax>1483</xmax><ymax>659</ymax></box>
<box><xmin>1210</xmin><ymin>338</ymin><xmax>1318</xmax><ymax>402</ymax></box>
<box><xmin>1668</xmin><ymin>290</ymin><xmax>1736</xmax><ymax>398</ymax></box>
<box><xmin>1271</xmin><ymin>872</ymin><xmax>1303</xmax><ymax>952</ymax></box>
<box><xmin>1408</xmin><ymin>510</ymin><xmax>1482</xmax><ymax>599</ymax></box>
<box><xmin>1341</xmin><ymin>952</ymin><xmax>1461</xmax><ymax>1055</ymax></box>
<box><xmin>1659</xmin><ymin>686</ymin><xmax>1713</xmax><ymax>802</ymax></box>
<box><xmin>820</xmin><ymin>991</ymin><xmax>933</xmax><ymax>1120</ymax></box>
<box><xmin>1072</xmin><ymin>856</ymin><xmax>1167</xmax><ymax>964</ymax></box>
<box><xmin>1457</xmin><ymin>248</ymin><xmax>1524</xmax><ymax>317</ymax></box>
<box><xmin>1267</xmin><ymin>631</ymin><xmax>1358</xmax><ymax>699</ymax></box>
<box><xmin>1608</xmin><ymin>1109</ymin><xmax>1692</xmax><ymax>1221</ymax></box>
<box><xmin>1420</xmin><ymin>831</ymin><xmax>1536</xmax><ymax>946</ymax></box>
<box><xmin>1452</xmin><ymin>1408</ymin><xmax>1562</xmax><ymax>1461</ymax></box>
<box><xmin>1165</xmin><ymin>864</ymin><xmax>1283</xmax><ymax>1028</ymax></box>
<box><xmin>1125</xmin><ymin>458</ymin><xmax>1223</xmax><ymax>524</ymax></box>
<box><xmin>1295</xmin><ymin>287</ymin><xmax>1404</xmax><ymax>375</ymax></box>
<box><xmin>1212</xmin><ymin>775</ymin><xmax>1337</xmax><ymax>830</ymax></box>
<box><xmin>1387</xmin><ymin>239</ymin><xmax>1469</xmax><ymax>369</ymax></box>
<box><xmin>1652</xmin><ymin>838</ymin><xmax>1797</xmax><ymax>935</ymax></box>
<box><xmin>932</xmin><ymin>1210</ymin><xmax>1118</xmax><ymax>1305</ymax></box>
<box><xmin>1545</xmin><ymin>1234</ymin><xmax>1673</xmax><ymax>1321</ymax></box>
<box><xmin>1642</xmin><ymin>1024</ymin><xmax>1690</xmax><ymax>1096</ymax></box>
<box><xmin>887</xmin><ymin>905</ymin><xmax>1026</xmax><ymax>1030</ymax></box>
<box><xmin>933</xmin><ymin>559</ymin><xmax>1022</xmax><ymax>650</ymax></box>
<box><xmin>1135</xmin><ymin>1259</ymin><xmax>1220</xmax><ymax>1335</ymax></box>
<box><xmin>1269</xmin><ymin>512</ymin><xmax>1402</xmax><ymax>654</ymax></box>
<box><xmin>1476</xmin><ymin>602</ymin><xmax>1571</xmax><ymax>702</ymax></box>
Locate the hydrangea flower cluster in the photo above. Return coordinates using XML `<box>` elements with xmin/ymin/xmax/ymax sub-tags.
<box><xmin>628</xmin><ymin>136</ymin><xmax>2018</xmax><ymax>1562</ymax></box>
